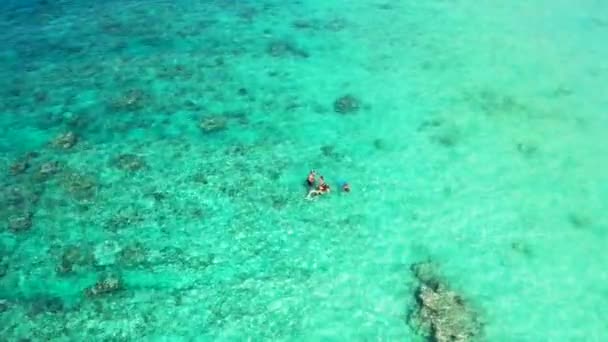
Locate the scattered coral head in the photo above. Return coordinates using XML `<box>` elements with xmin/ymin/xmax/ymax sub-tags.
<box><xmin>85</xmin><ymin>274</ymin><xmax>123</xmax><ymax>297</ymax></box>
<box><xmin>199</xmin><ymin>116</ymin><xmax>228</xmax><ymax>133</ymax></box>
<box><xmin>118</xmin><ymin>243</ymin><xmax>147</xmax><ymax>267</ymax></box>
<box><xmin>333</xmin><ymin>94</ymin><xmax>361</xmax><ymax>114</ymax></box>
<box><xmin>9</xmin><ymin>159</ymin><xmax>29</xmax><ymax>176</ymax></box>
<box><xmin>7</xmin><ymin>212</ymin><xmax>33</xmax><ymax>233</ymax></box>
<box><xmin>61</xmin><ymin>172</ymin><xmax>98</xmax><ymax>200</ymax></box>
<box><xmin>267</xmin><ymin>40</ymin><xmax>309</xmax><ymax>58</ymax></box>
<box><xmin>408</xmin><ymin>261</ymin><xmax>482</xmax><ymax>342</ymax></box>
<box><xmin>109</xmin><ymin>89</ymin><xmax>147</xmax><ymax>111</ymax></box>
<box><xmin>38</xmin><ymin>161</ymin><xmax>61</xmax><ymax>179</ymax></box>
<box><xmin>52</xmin><ymin>131</ymin><xmax>78</xmax><ymax>149</ymax></box>
<box><xmin>56</xmin><ymin>245</ymin><xmax>93</xmax><ymax>275</ymax></box>
<box><xmin>9</xmin><ymin>152</ymin><xmax>40</xmax><ymax>175</ymax></box>
<box><xmin>110</xmin><ymin>153</ymin><xmax>147</xmax><ymax>172</ymax></box>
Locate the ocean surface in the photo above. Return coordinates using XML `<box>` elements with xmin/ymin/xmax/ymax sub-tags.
<box><xmin>1</xmin><ymin>0</ymin><xmax>607</xmax><ymax>340</ymax></box>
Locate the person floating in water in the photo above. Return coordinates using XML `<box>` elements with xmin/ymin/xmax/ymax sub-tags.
<box><xmin>306</xmin><ymin>170</ymin><xmax>316</xmax><ymax>187</ymax></box>
<box><xmin>306</xmin><ymin>175</ymin><xmax>331</xmax><ymax>199</ymax></box>
<box><xmin>339</xmin><ymin>180</ymin><xmax>350</xmax><ymax>192</ymax></box>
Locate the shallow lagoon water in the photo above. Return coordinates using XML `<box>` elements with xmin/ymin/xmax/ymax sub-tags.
<box><xmin>1</xmin><ymin>0</ymin><xmax>607</xmax><ymax>340</ymax></box>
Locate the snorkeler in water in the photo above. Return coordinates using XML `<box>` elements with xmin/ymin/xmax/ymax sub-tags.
<box><xmin>306</xmin><ymin>170</ymin><xmax>316</xmax><ymax>187</ymax></box>
<box><xmin>306</xmin><ymin>175</ymin><xmax>331</xmax><ymax>199</ymax></box>
<box><xmin>340</xmin><ymin>181</ymin><xmax>350</xmax><ymax>192</ymax></box>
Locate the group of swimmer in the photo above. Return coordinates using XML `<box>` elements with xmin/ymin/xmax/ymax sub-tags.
<box><xmin>305</xmin><ymin>170</ymin><xmax>350</xmax><ymax>200</ymax></box>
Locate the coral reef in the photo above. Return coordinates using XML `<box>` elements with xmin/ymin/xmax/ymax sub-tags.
<box><xmin>28</xmin><ymin>296</ymin><xmax>64</xmax><ymax>316</ymax></box>
<box><xmin>93</xmin><ymin>240</ymin><xmax>122</xmax><ymax>267</ymax></box>
<box><xmin>110</xmin><ymin>153</ymin><xmax>147</xmax><ymax>172</ymax></box>
<box><xmin>408</xmin><ymin>261</ymin><xmax>482</xmax><ymax>342</ymax></box>
<box><xmin>8</xmin><ymin>152</ymin><xmax>40</xmax><ymax>176</ymax></box>
<box><xmin>60</xmin><ymin>172</ymin><xmax>98</xmax><ymax>200</ymax></box>
<box><xmin>432</xmin><ymin>127</ymin><xmax>460</xmax><ymax>148</ymax></box>
<box><xmin>52</xmin><ymin>131</ymin><xmax>78</xmax><ymax>149</ymax></box>
<box><xmin>516</xmin><ymin>142</ymin><xmax>538</xmax><ymax>157</ymax></box>
<box><xmin>510</xmin><ymin>241</ymin><xmax>534</xmax><ymax>258</ymax></box>
<box><xmin>266</xmin><ymin>40</ymin><xmax>309</xmax><ymax>58</ymax></box>
<box><xmin>320</xmin><ymin>145</ymin><xmax>344</xmax><ymax>161</ymax></box>
<box><xmin>567</xmin><ymin>212</ymin><xmax>591</xmax><ymax>229</ymax></box>
<box><xmin>0</xmin><ymin>258</ymin><xmax>8</xmax><ymax>278</ymax></box>
<box><xmin>9</xmin><ymin>158</ymin><xmax>29</xmax><ymax>175</ymax></box>
<box><xmin>109</xmin><ymin>89</ymin><xmax>147</xmax><ymax>112</ymax></box>
<box><xmin>1</xmin><ymin>185</ymin><xmax>41</xmax><ymax>222</ymax></box>
<box><xmin>105</xmin><ymin>207</ymin><xmax>143</xmax><ymax>232</ymax></box>
<box><xmin>118</xmin><ymin>243</ymin><xmax>147</xmax><ymax>267</ymax></box>
<box><xmin>199</xmin><ymin>116</ymin><xmax>228</xmax><ymax>133</ymax></box>
<box><xmin>7</xmin><ymin>213</ymin><xmax>33</xmax><ymax>233</ymax></box>
<box><xmin>56</xmin><ymin>245</ymin><xmax>94</xmax><ymax>275</ymax></box>
<box><xmin>85</xmin><ymin>274</ymin><xmax>123</xmax><ymax>297</ymax></box>
<box><xmin>372</xmin><ymin>138</ymin><xmax>386</xmax><ymax>150</ymax></box>
<box><xmin>333</xmin><ymin>95</ymin><xmax>360</xmax><ymax>114</ymax></box>
<box><xmin>36</xmin><ymin>161</ymin><xmax>62</xmax><ymax>180</ymax></box>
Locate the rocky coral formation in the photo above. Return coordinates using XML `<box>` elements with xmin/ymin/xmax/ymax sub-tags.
<box><xmin>373</xmin><ymin>138</ymin><xmax>386</xmax><ymax>150</ymax></box>
<box><xmin>199</xmin><ymin>116</ymin><xmax>228</xmax><ymax>133</ymax></box>
<box><xmin>109</xmin><ymin>89</ymin><xmax>147</xmax><ymax>111</ymax></box>
<box><xmin>110</xmin><ymin>153</ymin><xmax>147</xmax><ymax>171</ymax></box>
<box><xmin>8</xmin><ymin>152</ymin><xmax>39</xmax><ymax>176</ymax></box>
<box><xmin>1</xmin><ymin>185</ymin><xmax>41</xmax><ymax>233</ymax></box>
<box><xmin>56</xmin><ymin>245</ymin><xmax>93</xmax><ymax>275</ymax></box>
<box><xmin>93</xmin><ymin>240</ymin><xmax>122</xmax><ymax>266</ymax></box>
<box><xmin>36</xmin><ymin>161</ymin><xmax>62</xmax><ymax>180</ymax></box>
<box><xmin>7</xmin><ymin>213</ymin><xmax>33</xmax><ymax>233</ymax></box>
<box><xmin>9</xmin><ymin>159</ymin><xmax>29</xmax><ymax>176</ymax></box>
<box><xmin>0</xmin><ymin>258</ymin><xmax>8</xmax><ymax>278</ymax></box>
<box><xmin>408</xmin><ymin>261</ymin><xmax>482</xmax><ymax>342</ymax></box>
<box><xmin>105</xmin><ymin>207</ymin><xmax>143</xmax><ymax>232</ymax></box>
<box><xmin>28</xmin><ymin>296</ymin><xmax>64</xmax><ymax>316</ymax></box>
<box><xmin>85</xmin><ymin>274</ymin><xmax>123</xmax><ymax>297</ymax></box>
<box><xmin>320</xmin><ymin>145</ymin><xmax>344</xmax><ymax>161</ymax></box>
<box><xmin>61</xmin><ymin>172</ymin><xmax>97</xmax><ymax>200</ymax></box>
<box><xmin>267</xmin><ymin>40</ymin><xmax>309</xmax><ymax>58</ymax></box>
<box><xmin>333</xmin><ymin>94</ymin><xmax>360</xmax><ymax>114</ymax></box>
<box><xmin>118</xmin><ymin>243</ymin><xmax>147</xmax><ymax>267</ymax></box>
<box><xmin>52</xmin><ymin>131</ymin><xmax>78</xmax><ymax>149</ymax></box>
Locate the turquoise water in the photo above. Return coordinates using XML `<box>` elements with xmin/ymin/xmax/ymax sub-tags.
<box><xmin>1</xmin><ymin>0</ymin><xmax>607</xmax><ymax>340</ymax></box>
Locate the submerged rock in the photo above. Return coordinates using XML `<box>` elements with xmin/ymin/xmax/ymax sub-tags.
<box><xmin>1</xmin><ymin>187</ymin><xmax>41</xmax><ymax>230</ymax></box>
<box><xmin>8</xmin><ymin>152</ymin><xmax>38</xmax><ymax>176</ymax></box>
<box><xmin>516</xmin><ymin>142</ymin><xmax>538</xmax><ymax>157</ymax></box>
<box><xmin>110</xmin><ymin>153</ymin><xmax>147</xmax><ymax>172</ymax></box>
<box><xmin>409</xmin><ymin>261</ymin><xmax>482</xmax><ymax>342</ymax></box>
<box><xmin>333</xmin><ymin>95</ymin><xmax>360</xmax><ymax>114</ymax></box>
<box><xmin>267</xmin><ymin>40</ymin><xmax>309</xmax><ymax>58</ymax></box>
<box><xmin>52</xmin><ymin>131</ymin><xmax>78</xmax><ymax>149</ymax></box>
<box><xmin>372</xmin><ymin>138</ymin><xmax>386</xmax><ymax>150</ymax></box>
<box><xmin>85</xmin><ymin>274</ymin><xmax>123</xmax><ymax>297</ymax></box>
<box><xmin>56</xmin><ymin>245</ymin><xmax>93</xmax><ymax>275</ymax></box>
<box><xmin>105</xmin><ymin>207</ymin><xmax>143</xmax><ymax>232</ymax></box>
<box><xmin>61</xmin><ymin>172</ymin><xmax>97</xmax><ymax>200</ymax></box>
<box><xmin>0</xmin><ymin>259</ymin><xmax>8</xmax><ymax>278</ymax></box>
<box><xmin>118</xmin><ymin>243</ymin><xmax>147</xmax><ymax>267</ymax></box>
<box><xmin>37</xmin><ymin>161</ymin><xmax>61</xmax><ymax>180</ymax></box>
<box><xmin>29</xmin><ymin>296</ymin><xmax>64</xmax><ymax>316</ymax></box>
<box><xmin>199</xmin><ymin>116</ymin><xmax>228</xmax><ymax>133</ymax></box>
<box><xmin>93</xmin><ymin>240</ymin><xmax>122</xmax><ymax>267</ymax></box>
<box><xmin>9</xmin><ymin>159</ymin><xmax>29</xmax><ymax>176</ymax></box>
<box><xmin>320</xmin><ymin>145</ymin><xmax>344</xmax><ymax>161</ymax></box>
<box><xmin>7</xmin><ymin>212</ymin><xmax>33</xmax><ymax>233</ymax></box>
<box><xmin>109</xmin><ymin>89</ymin><xmax>147</xmax><ymax>111</ymax></box>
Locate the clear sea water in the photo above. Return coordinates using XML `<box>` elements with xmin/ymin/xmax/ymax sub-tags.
<box><xmin>1</xmin><ymin>0</ymin><xmax>607</xmax><ymax>340</ymax></box>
